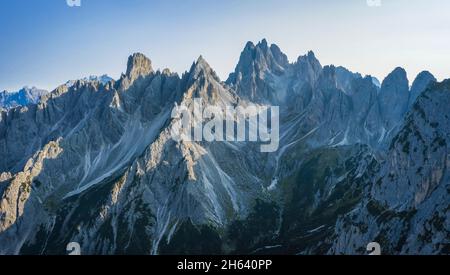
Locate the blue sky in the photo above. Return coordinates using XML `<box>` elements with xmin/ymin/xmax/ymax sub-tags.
<box><xmin>1</xmin><ymin>0</ymin><xmax>449</xmax><ymax>91</ymax></box>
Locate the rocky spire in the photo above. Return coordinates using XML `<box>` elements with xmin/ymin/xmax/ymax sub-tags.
<box><xmin>126</xmin><ymin>53</ymin><xmax>153</xmax><ymax>81</ymax></box>
<box><xmin>185</xmin><ymin>55</ymin><xmax>221</xmax><ymax>84</ymax></box>
<box><xmin>227</xmin><ymin>39</ymin><xmax>289</xmax><ymax>85</ymax></box>
<box><xmin>378</xmin><ymin>67</ymin><xmax>409</xmax><ymax>128</ymax></box>
<box><xmin>225</xmin><ymin>39</ymin><xmax>291</xmax><ymax>102</ymax></box>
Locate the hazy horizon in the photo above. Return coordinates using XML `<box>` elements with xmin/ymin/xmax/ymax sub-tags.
<box><xmin>1</xmin><ymin>0</ymin><xmax>449</xmax><ymax>91</ymax></box>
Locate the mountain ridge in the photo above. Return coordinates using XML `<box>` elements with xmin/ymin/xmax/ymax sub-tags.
<box><xmin>0</xmin><ymin>39</ymin><xmax>447</xmax><ymax>255</ymax></box>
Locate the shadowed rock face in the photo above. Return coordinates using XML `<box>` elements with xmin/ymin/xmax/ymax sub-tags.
<box><xmin>378</xmin><ymin>67</ymin><xmax>409</xmax><ymax>130</ymax></box>
<box><xmin>0</xmin><ymin>40</ymin><xmax>447</xmax><ymax>255</ymax></box>
<box><xmin>409</xmin><ymin>71</ymin><xmax>437</xmax><ymax>108</ymax></box>
<box><xmin>226</xmin><ymin>39</ymin><xmax>290</xmax><ymax>102</ymax></box>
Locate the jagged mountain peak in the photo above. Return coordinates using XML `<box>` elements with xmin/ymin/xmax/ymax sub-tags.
<box><xmin>226</xmin><ymin>39</ymin><xmax>291</xmax><ymax>102</ymax></box>
<box><xmin>306</xmin><ymin>50</ymin><xmax>316</xmax><ymax>58</ymax></box>
<box><xmin>253</xmin><ymin>39</ymin><xmax>287</xmax><ymax>62</ymax></box>
<box><xmin>186</xmin><ymin>55</ymin><xmax>221</xmax><ymax>83</ymax></box>
<box><xmin>256</xmin><ymin>38</ymin><xmax>269</xmax><ymax>50</ymax></box>
<box><xmin>182</xmin><ymin>56</ymin><xmax>235</xmax><ymax>105</ymax></box>
<box><xmin>297</xmin><ymin>50</ymin><xmax>318</xmax><ymax>62</ymax></box>
<box><xmin>126</xmin><ymin>52</ymin><xmax>153</xmax><ymax>80</ymax></box>
<box><xmin>295</xmin><ymin>50</ymin><xmax>321</xmax><ymax>69</ymax></box>
<box><xmin>227</xmin><ymin>39</ymin><xmax>289</xmax><ymax>85</ymax></box>
<box><xmin>248</xmin><ymin>38</ymin><xmax>277</xmax><ymax>53</ymax></box>
<box><xmin>194</xmin><ymin>55</ymin><xmax>210</xmax><ymax>69</ymax></box>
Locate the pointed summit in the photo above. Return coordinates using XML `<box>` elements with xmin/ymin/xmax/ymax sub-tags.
<box><xmin>225</xmin><ymin>39</ymin><xmax>290</xmax><ymax>102</ymax></box>
<box><xmin>303</xmin><ymin>50</ymin><xmax>317</xmax><ymax>61</ymax></box>
<box><xmin>126</xmin><ymin>53</ymin><xmax>153</xmax><ymax>81</ymax></box>
<box><xmin>190</xmin><ymin>55</ymin><xmax>215</xmax><ymax>74</ymax></box>
<box><xmin>383</xmin><ymin>67</ymin><xmax>408</xmax><ymax>83</ymax></box>
<box><xmin>256</xmin><ymin>38</ymin><xmax>269</xmax><ymax>52</ymax></box>
<box><xmin>380</xmin><ymin>67</ymin><xmax>409</xmax><ymax>94</ymax></box>
<box><xmin>379</xmin><ymin>67</ymin><xmax>410</xmax><ymax>129</ymax></box>
<box><xmin>185</xmin><ymin>55</ymin><xmax>221</xmax><ymax>84</ymax></box>
<box><xmin>409</xmin><ymin>71</ymin><xmax>436</xmax><ymax>107</ymax></box>
<box><xmin>182</xmin><ymin>55</ymin><xmax>233</xmax><ymax>105</ymax></box>
<box><xmin>195</xmin><ymin>55</ymin><xmax>209</xmax><ymax>68</ymax></box>
<box><xmin>295</xmin><ymin>51</ymin><xmax>319</xmax><ymax>65</ymax></box>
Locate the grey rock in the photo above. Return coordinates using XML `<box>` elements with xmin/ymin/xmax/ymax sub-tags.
<box><xmin>0</xmin><ymin>41</ymin><xmax>448</xmax><ymax>255</ymax></box>
<box><xmin>330</xmin><ymin>80</ymin><xmax>450</xmax><ymax>255</ymax></box>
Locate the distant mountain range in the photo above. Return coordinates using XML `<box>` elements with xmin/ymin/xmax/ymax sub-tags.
<box><xmin>0</xmin><ymin>40</ymin><xmax>448</xmax><ymax>255</ymax></box>
<box><xmin>64</xmin><ymin>75</ymin><xmax>113</xmax><ymax>88</ymax></box>
<box><xmin>0</xmin><ymin>75</ymin><xmax>113</xmax><ymax>110</ymax></box>
<box><xmin>0</xmin><ymin>87</ymin><xmax>48</xmax><ymax>110</ymax></box>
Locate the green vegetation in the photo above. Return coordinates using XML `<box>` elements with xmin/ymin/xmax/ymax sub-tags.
<box><xmin>275</xmin><ymin>146</ymin><xmax>367</xmax><ymax>254</ymax></box>
<box><xmin>159</xmin><ymin>219</ymin><xmax>222</xmax><ymax>255</ymax></box>
<box><xmin>227</xmin><ymin>199</ymin><xmax>280</xmax><ymax>254</ymax></box>
<box><xmin>366</xmin><ymin>200</ymin><xmax>387</xmax><ymax>216</ymax></box>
